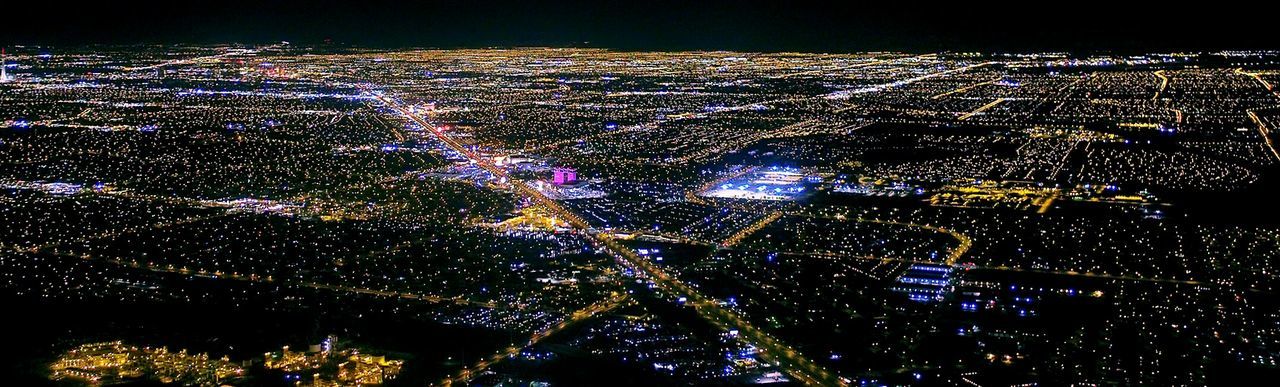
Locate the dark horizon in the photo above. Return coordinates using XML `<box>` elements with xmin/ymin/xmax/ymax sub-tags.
<box><xmin>2</xmin><ymin>0</ymin><xmax>1276</xmax><ymax>53</ymax></box>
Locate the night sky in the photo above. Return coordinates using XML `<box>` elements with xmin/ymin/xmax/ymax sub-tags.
<box><xmin>2</xmin><ymin>1</ymin><xmax>1275</xmax><ymax>52</ymax></box>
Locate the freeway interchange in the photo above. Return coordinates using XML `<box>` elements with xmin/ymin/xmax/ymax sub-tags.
<box><xmin>374</xmin><ymin>93</ymin><xmax>848</xmax><ymax>386</ymax></box>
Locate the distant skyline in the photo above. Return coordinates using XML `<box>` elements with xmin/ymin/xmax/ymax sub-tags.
<box><xmin>2</xmin><ymin>0</ymin><xmax>1276</xmax><ymax>53</ymax></box>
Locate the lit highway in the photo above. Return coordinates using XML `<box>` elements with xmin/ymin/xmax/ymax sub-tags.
<box><xmin>376</xmin><ymin>93</ymin><xmax>848</xmax><ymax>386</ymax></box>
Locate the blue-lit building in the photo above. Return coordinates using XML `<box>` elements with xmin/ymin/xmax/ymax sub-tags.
<box><xmin>892</xmin><ymin>264</ymin><xmax>954</xmax><ymax>302</ymax></box>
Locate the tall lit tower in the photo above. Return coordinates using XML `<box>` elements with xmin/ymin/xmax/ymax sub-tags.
<box><xmin>1</xmin><ymin>47</ymin><xmax>7</xmax><ymax>82</ymax></box>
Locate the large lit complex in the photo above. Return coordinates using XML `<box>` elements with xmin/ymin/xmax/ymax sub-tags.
<box><xmin>50</xmin><ymin>342</ymin><xmax>244</xmax><ymax>386</ymax></box>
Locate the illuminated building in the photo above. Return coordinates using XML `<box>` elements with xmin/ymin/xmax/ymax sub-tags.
<box><xmin>553</xmin><ymin>167</ymin><xmax>577</xmax><ymax>185</ymax></box>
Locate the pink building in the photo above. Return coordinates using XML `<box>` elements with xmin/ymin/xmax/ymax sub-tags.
<box><xmin>552</xmin><ymin>167</ymin><xmax>577</xmax><ymax>185</ymax></box>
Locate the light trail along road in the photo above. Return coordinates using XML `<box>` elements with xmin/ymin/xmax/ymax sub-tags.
<box><xmin>373</xmin><ymin>92</ymin><xmax>848</xmax><ymax>386</ymax></box>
